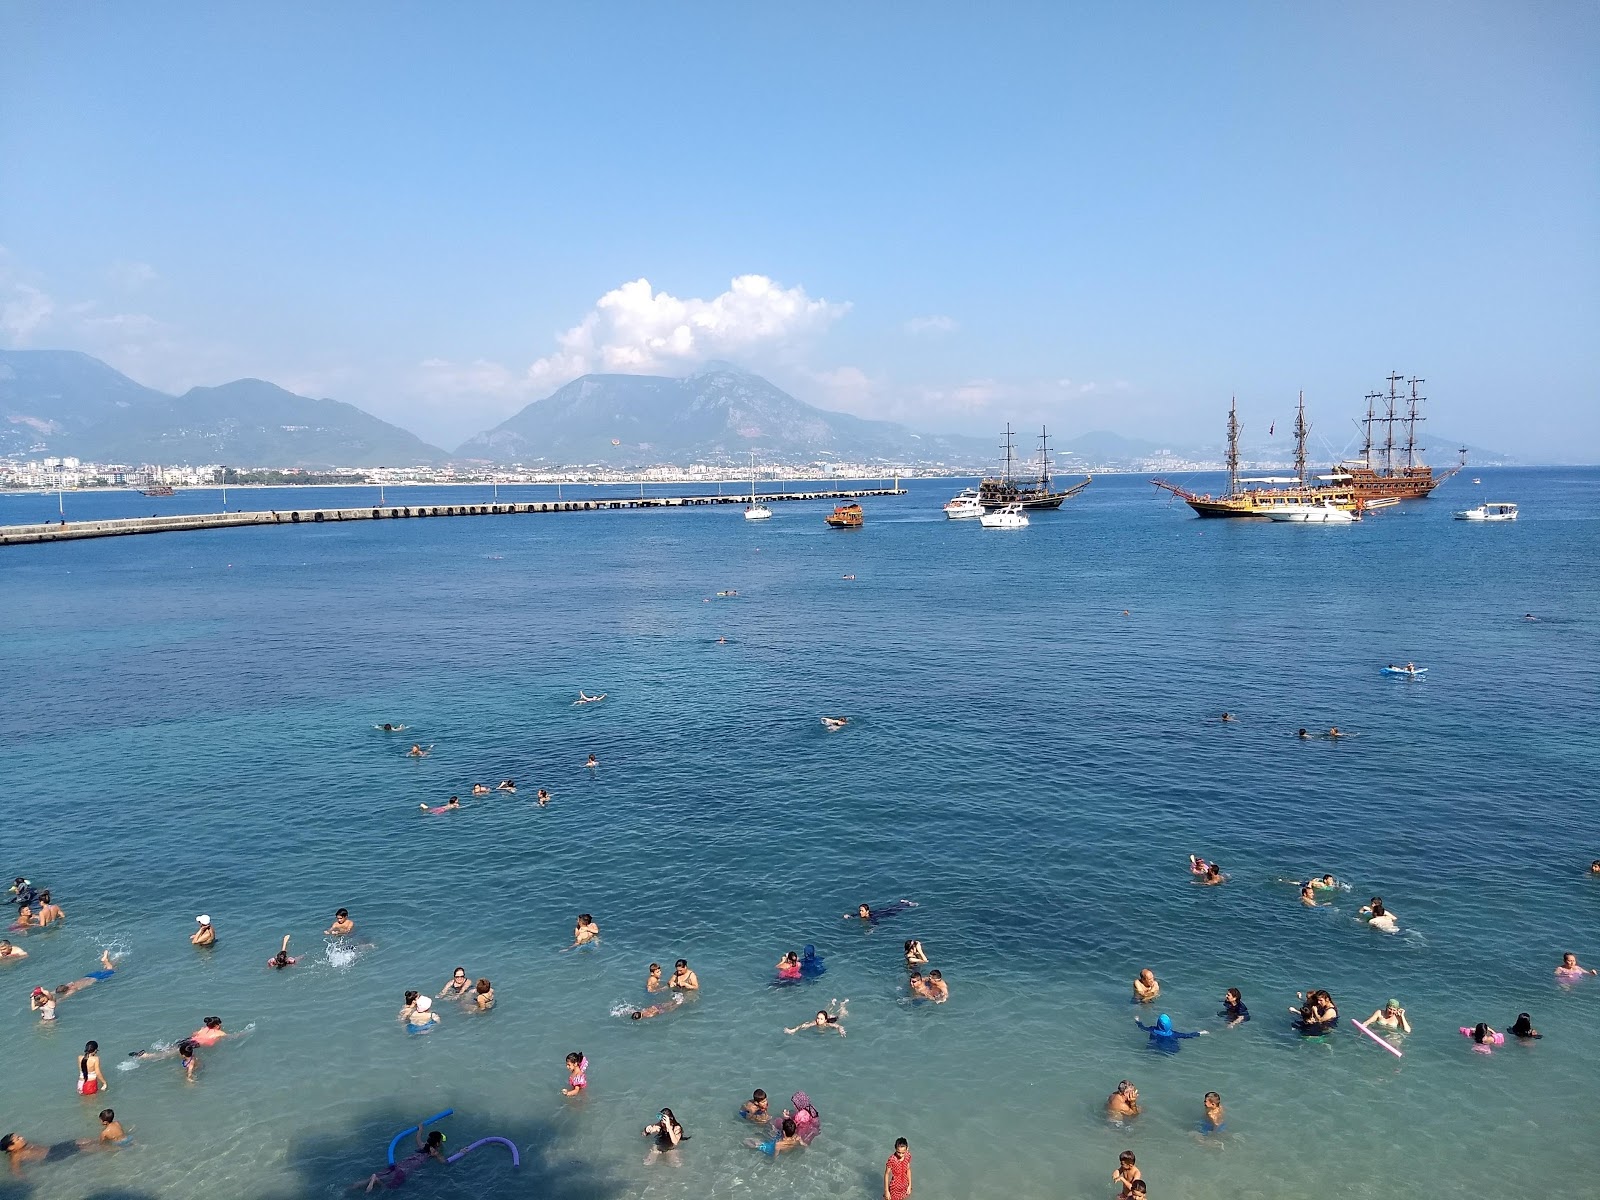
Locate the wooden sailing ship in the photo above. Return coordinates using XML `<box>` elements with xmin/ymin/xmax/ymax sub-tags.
<box><xmin>824</xmin><ymin>502</ymin><xmax>864</xmax><ymax>528</ymax></box>
<box><xmin>1331</xmin><ymin>374</ymin><xmax>1465</xmax><ymax>501</ymax></box>
<box><xmin>979</xmin><ymin>425</ymin><xmax>1091</xmax><ymax>510</ymax></box>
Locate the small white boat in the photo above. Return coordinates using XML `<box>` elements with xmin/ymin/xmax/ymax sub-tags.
<box><xmin>1472</xmin><ymin>478</ymin><xmax>1482</xmax><ymax>485</ymax></box>
<box><xmin>943</xmin><ymin>489</ymin><xmax>983</xmax><ymax>520</ymax></box>
<box><xmin>1454</xmin><ymin>502</ymin><xmax>1517</xmax><ymax>521</ymax></box>
<box><xmin>979</xmin><ymin>503</ymin><xmax>1029</xmax><ymax>529</ymax></box>
<box><xmin>743</xmin><ymin>453</ymin><xmax>772</xmax><ymax>520</ymax></box>
<box><xmin>1264</xmin><ymin>498</ymin><xmax>1359</xmax><ymax>524</ymax></box>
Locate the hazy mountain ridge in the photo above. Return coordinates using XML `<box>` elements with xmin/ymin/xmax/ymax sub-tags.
<box><xmin>0</xmin><ymin>350</ymin><xmax>448</xmax><ymax>467</ymax></box>
<box><xmin>455</xmin><ymin>364</ymin><xmax>997</xmax><ymax>466</ymax></box>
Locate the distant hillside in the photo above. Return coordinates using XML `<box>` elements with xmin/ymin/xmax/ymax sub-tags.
<box><xmin>456</xmin><ymin>363</ymin><xmax>993</xmax><ymax>466</ymax></box>
<box><xmin>0</xmin><ymin>350</ymin><xmax>447</xmax><ymax>466</ymax></box>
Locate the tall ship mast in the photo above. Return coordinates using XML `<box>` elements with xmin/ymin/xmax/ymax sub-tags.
<box><xmin>977</xmin><ymin>424</ymin><xmax>1091</xmax><ymax>510</ymax></box>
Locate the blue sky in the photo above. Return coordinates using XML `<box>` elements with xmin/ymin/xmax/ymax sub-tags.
<box><xmin>2</xmin><ymin>2</ymin><xmax>1595</xmax><ymax>459</ymax></box>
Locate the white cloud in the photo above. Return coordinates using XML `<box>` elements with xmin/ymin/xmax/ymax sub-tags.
<box><xmin>525</xmin><ymin>275</ymin><xmax>849</xmax><ymax>388</ymax></box>
<box><xmin>107</xmin><ymin>260</ymin><xmax>159</xmax><ymax>292</ymax></box>
<box><xmin>904</xmin><ymin>314</ymin><xmax>958</xmax><ymax>336</ymax></box>
<box><xmin>1</xmin><ymin>283</ymin><xmax>54</xmax><ymax>345</ymax></box>
<box><xmin>417</xmin><ymin>357</ymin><xmax>526</xmax><ymax>399</ymax></box>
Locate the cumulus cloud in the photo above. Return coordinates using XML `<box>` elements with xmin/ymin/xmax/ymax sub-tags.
<box><xmin>904</xmin><ymin>314</ymin><xmax>958</xmax><ymax>336</ymax></box>
<box><xmin>525</xmin><ymin>275</ymin><xmax>849</xmax><ymax>388</ymax></box>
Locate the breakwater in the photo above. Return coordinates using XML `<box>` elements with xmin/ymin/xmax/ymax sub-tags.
<box><xmin>0</xmin><ymin>486</ymin><xmax>905</xmax><ymax>546</ymax></box>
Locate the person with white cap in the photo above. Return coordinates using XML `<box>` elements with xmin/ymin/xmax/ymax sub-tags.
<box><xmin>190</xmin><ymin>916</ymin><xmax>215</xmax><ymax>947</ymax></box>
<box><xmin>405</xmin><ymin>994</ymin><xmax>440</xmax><ymax>1033</ymax></box>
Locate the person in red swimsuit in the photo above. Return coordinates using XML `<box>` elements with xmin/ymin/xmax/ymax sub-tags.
<box><xmin>884</xmin><ymin>1137</ymin><xmax>911</xmax><ymax>1200</ymax></box>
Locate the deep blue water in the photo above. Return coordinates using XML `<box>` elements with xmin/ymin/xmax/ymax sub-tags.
<box><xmin>1</xmin><ymin>468</ymin><xmax>1597</xmax><ymax>1200</ymax></box>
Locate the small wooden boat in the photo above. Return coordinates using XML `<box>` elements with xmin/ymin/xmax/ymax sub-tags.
<box><xmin>825</xmin><ymin>502</ymin><xmax>863</xmax><ymax>529</ymax></box>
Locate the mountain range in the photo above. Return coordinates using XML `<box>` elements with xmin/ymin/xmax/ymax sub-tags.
<box><xmin>0</xmin><ymin>350</ymin><xmax>447</xmax><ymax>467</ymax></box>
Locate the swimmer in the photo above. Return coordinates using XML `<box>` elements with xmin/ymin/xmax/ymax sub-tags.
<box><xmin>1591</xmin><ymin>859</ymin><xmax>1600</xmax><ymax>874</ymax></box>
<box><xmin>33</xmin><ymin>950</ymin><xmax>117</xmax><ymax>1016</ymax></box>
<box><xmin>1291</xmin><ymin>989</ymin><xmax>1339</xmax><ymax>1034</ymax></box>
<box><xmin>407</xmin><ymin>744</ymin><xmax>430</xmax><ymax>757</ymax></box>
<box><xmin>904</xmin><ymin>939</ymin><xmax>928</xmax><ymax>968</ymax></box>
<box><xmin>925</xmin><ymin>970</ymin><xmax>949</xmax><ymax>1002</ymax></box>
<box><xmin>741</xmin><ymin>1090</ymin><xmax>770</xmax><ymax>1122</ymax></box>
<box><xmin>1220</xmin><ymin>711</ymin><xmax>1236</xmax><ymax>722</ymax></box>
<box><xmin>1555</xmin><ymin>952</ymin><xmax>1597</xmax><ymax>977</ymax></box>
<box><xmin>1201</xmin><ymin>863</ymin><xmax>1226</xmax><ymax>886</ymax></box>
<box><xmin>474</xmin><ymin>978</ymin><xmax>495</xmax><ymax>1010</ymax></box>
<box><xmin>1201</xmin><ymin>1091</ymin><xmax>1225</xmax><ymax>1134</ymax></box>
<box><xmin>30</xmin><ymin>989</ymin><xmax>55</xmax><ymax>1020</ymax></box>
<box><xmin>1188</xmin><ymin>854</ymin><xmax>1212</xmax><ymax>875</ymax></box>
<box><xmin>1219</xmin><ymin>987</ymin><xmax>1250</xmax><ymax>1027</ymax></box>
<box><xmin>575</xmin><ymin>692</ymin><xmax>607</xmax><ymax>705</ymax></box>
<box><xmin>646</xmin><ymin>962</ymin><xmax>665</xmax><ymax>992</ymax></box>
<box><xmin>496</xmin><ymin>779</ymin><xmax>516</xmax><ymax>792</ymax></box>
<box><xmin>1297</xmin><ymin>727</ymin><xmax>1310</xmax><ymax>738</ymax></box>
<box><xmin>406</xmin><ymin>995</ymin><xmax>440</xmax><ymax>1031</ymax></box>
<box><xmin>1359</xmin><ymin>897</ymin><xmax>1399</xmax><ymax>934</ymax></box>
<box><xmin>1508</xmin><ymin>1013</ymin><xmax>1542</xmax><ymax>1039</ymax></box>
<box><xmin>35</xmin><ymin>892</ymin><xmax>64</xmax><ymax>926</ymax></box>
<box><xmin>572</xmin><ymin>914</ymin><xmax>600</xmax><ymax>947</ymax></box>
<box><xmin>419</xmin><ymin>796</ymin><xmax>462</xmax><ymax>814</ymax></box>
<box><xmin>1106</xmin><ymin>1080</ymin><xmax>1140</xmax><ymax>1120</ymax></box>
<box><xmin>907</xmin><ymin>970</ymin><xmax>931</xmax><ymax>999</ymax></box>
<box><xmin>189</xmin><ymin>1016</ymin><xmax>230</xmax><ymax>1046</ymax></box>
<box><xmin>438</xmin><ymin>967</ymin><xmax>473</xmax><ymax>999</ymax></box>
<box><xmin>1299</xmin><ymin>884</ymin><xmax>1325</xmax><ymax>907</ymax></box>
<box><xmin>376</xmin><ymin>723</ymin><xmax>406</xmax><ymax>732</ymax></box>
<box><xmin>642</xmin><ymin>1108</ymin><xmax>685</xmax><ymax>1156</ymax></box>
<box><xmin>716</xmin><ymin>636</ymin><xmax>727</xmax><ymax>644</ymax></box>
<box><xmin>1</xmin><ymin>1131</ymin><xmax>102</xmax><ymax>1170</ymax></box>
<box><xmin>397</xmin><ymin>990</ymin><xmax>420</xmax><ymax>1022</ymax></box>
<box><xmin>325</xmin><ymin>909</ymin><xmax>354</xmax><ymax>936</ymax></box>
<box><xmin>776</xmin><ymin>951</ymin><xmax>802</xmax><ymax>981</ymax></box>
<box><xmin>0</xmin><ymin>940</ymin><xmax>26</xmax><ymax>961</ymax></box>
<box><xmin>746</xmin><ymin>1116</ymin><xmax>803</xmax><ymax>1156</ymax></box>
<box><xmin>1113</xmin><ymin>1150</ymin><xmax>1141</xmax><ymax>1197</ymax></box>
<box><xmin>846</xmin><ymin>899</ymin><xmax>917</xmax><ymax>923</ymax></box>
<box><xmin>77</xmin><ymin>1041</ymin><xmax>106</xmax><ymax>1096</ymax></box>
<box><xmin>669</xmin><ymin>959</ymin><xmax>699</xmax><ymax>990</ymax></box>
<box><xmin>97</xmin><ymin>1110</ymin><xmax>126</xmax><ymax>1145</ymax></box>
<box><xmin>471</xmin><ymin>784</ymin><xmax>491</xmax><ymax>796</ymax></box>
<box><xmin>1525</xmin><ymin>613</ymin><xmax>1538</xmax><ymax>621</ymax></box>
<box><xmin>1134</xmin><ymin>1013</ymin><xmax>1206</xmax><ymax>1051</ymax></box>
<box><xmin>1365</xmin><ymin>999</ymin><xmax>1411</xmax><ymax>1032</ymax></box>
<box><xmin>585</xmin><ymin>754</ymin><xmax>599</xmax><ymax>769</ymax></box>
<box><xmin>1310</xmin><ymin>874</ymin><xmax>1340</xmax><ymax>890</ymax></box>
<box><xmin>1132</xmin><ymin>969</ymin><xmax>1160</xmax><ymax>1003</ymax></box>
<box><xmin>562</xmin><ymin>1051</ymin><xmax>588</xmax><ymax>1096</ymax></box>
<box><xmin>8</xmin><ymin>905</ymin><xmax>37</xmax><ymax>931</ymax></box>
<box><xmin>842</xmin><ymin>574</ymin><xmax>855</xmax><ymax>581</ymax></box>
<box><xmin>1326</xmin><ymin>727</ymin><xmax>1345</xmax><ymax>739</ymax></box>
<box><xmin>820</xmin><ymin>716</ymin><xmax>849</xmax><ymax>731</ymax></box>
<box><xmin>355</xmin><ymin>1119</ymin><xmax>446</xmax><ymax>1191</ymax></box>
<box><xmin>268</xmin><ymin>935</ymin><xmax>298</xmax><ymax>969</ymax></box>
<box><xmin>630</xmin><ymin>996</ymin><xmax>686</xmax><ymax>1020</ymax></box>
<box><xmin>7</xmin><ymin>878</ymin><xmax>39</xmax><ymax>908</ymax></box>
<box><xmin>1464</xmin><ymin>1022</ymin><xmax>1501</xmax><ymax>1052</ymax></box>
<box><xmin>177</xmin><ymin>1039</ymin><xmax>198</xmax><ymax>1081</ymax></box>
<box><xmin>191</xmin><ymin>915</ymin><xmax>216</xmax><ymax>946</ymax></box>
<box><xmin>786</xmin><ymin>1000</ymin><xmax>847</xmax><ymax>1036</ymax></box>
<box><xmin>537</xmin><ymin>788</ymin><xmax>552</xmax><ymax>806</ymax></box>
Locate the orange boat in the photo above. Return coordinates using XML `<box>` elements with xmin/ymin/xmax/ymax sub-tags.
<box><xmin>824</xmin><ymin>502</ymin><xmax>863</xmax><ymax>529</ymax></box>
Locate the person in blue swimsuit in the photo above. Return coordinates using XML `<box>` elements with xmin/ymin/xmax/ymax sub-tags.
<box><xmin>1134</xmin><ymin>1013</ymin><xmax>1207</xmax><ymax>1052</ymax></box>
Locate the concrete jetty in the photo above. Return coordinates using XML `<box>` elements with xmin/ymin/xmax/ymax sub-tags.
<box><xmin>0</xmin><ymin>486</ymin><xmax>906</xmax><ymax>546</ymax></box>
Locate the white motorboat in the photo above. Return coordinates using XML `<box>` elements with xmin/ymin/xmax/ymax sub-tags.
<box><xmin>1454</xmin><ymin>502</ymin><xmax>1517</xmax><ymax>521</ymax></box>
<box><xmin>1264</xmin><ymin>498</ymin><xmax>1359</xmax><ymax>523</ymax></box>
<box><xmin>743</xmin><ymin>453</ymin><xmax>772</xmax><ymax>520</ymax></box>
<box><xmin>943</xmin><ymin>488</ymin><xmax>983</xmax><ymax>520</ymax></box>
<box><xmin>979</xmin><ymin>502</ymin><xmax>1029</xmax><ymax>529</ymax></box>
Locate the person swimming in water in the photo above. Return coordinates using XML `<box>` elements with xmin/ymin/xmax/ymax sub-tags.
<box><xmin>1200</xmin><ymin>1091</ymin><xmax>1225</xmax><ymax>1135</ymax></box>
<box><xmin>786</xmin><ymin>1000</ymin><xmax>847</xmax><ymax>1036</ymax></box>
<box><xmin>1555</xmin><ymin>952</ymin><xmax>1597</xmax><ymax>977</ymax></box>
<box><xmin>820</xmin><ymin>716</ymin><xmax>849</xmax><ymax>731</ymax></box>
<box><xmin>776</xmin><ymin>951</ymin><xmax>802</xmax><ymax>981</ymax></box>
<box><xmin>1132</xmin><ymin>969</ymin><xmax>1160</xmax><ymax>1003</ymax></box>
<box><xmin>746</xmin><ymin>1116</ymin><xmax>803</xmax><ymax>1156</ymax></box>
<box><xmin>176</xmin><ymin>1039</ymin><xmax>199</xmax><ymax>1082</ymax></box>
<box><xmin>438</xmin><ymin>967</ymin><xmax>473</xmax><ymax>999</ymax></box>
<box><xmin>0</xmin><ymin>939</ymin><xmax>26</xmax><ymax>961</ymax></box>
<box><xmin>537</xmin><ymin>788</ymin><xmax>552</xmax><ymax>806</ymax></box>
<box><xmin>31</xmin><ymin>950</ymin><xmax>117</xmax><ymax>1018</ymax></box>
<box><xmin>1219</xmin><ymin>987</ymin><xmax>1250</xmax><ymax>1027</ymax></box>
<box><xmin>1220</xmin><ymin>712</ymin><xmax>1236</xmax><ymax>722</ymax></box>
<box><xmin>398</xmin><ymin>990</ymin><xmax>420</xmax><ymax>1022</ymax></box>
<box><xmin>924</xmin><ymin>970</ymin><xmax>949</xmax><ymax>1002</ymax></box>
<box><xmin>325</xmin><ymin>909</ymin><xmax>354</xmax><ymax>936</ymax></box>
<box><xmin>669</xmin><ymin>959</ymin><xmax>699</xmax><ymax>990</ymax></box>
<box><xmin>355</xmin><ymin>1118</ymin><xmax>446</xmax><ymax>1191</ymax></box>
<box><xmin>572</xmin><ymin>914</ymin><xmax>600</xmax><ymax>947</ymax></box>
<box><xmin>376</xmin><ymin>722</ymin><xmax>406</xmax><ymax>732</ymax></box>
<box><xmin>585</xmin><ymin>754</ymin><xmax>599</xmax><ymax>769</ymax></box>
<box><xmin>1113</xmin><ymin>1150</ymin><xmax>1141</xmax><ymax>1198</ymax></box>
<box><xmin>845</xmin><ymin>900</ymin><xmax>916</xmax><ymax>924</ymax></box>
<box><xmin>1</xmin><ymin>1131</ymin><xmax>106</xmax><ymax>1171</ymax></box>
<box><xmin>1359</xmin><ymin>897</ymin><xmax>1398</xmax><ymax>934</ymax></box>
<box><xmin>642</xmin><ymin>1108</ymin><xmax>685</xmax><ymax>1158</ymax></box>
<box><xmin>1106</xmin><ymin>1080</ymin><xmax>1140</xmax><ymax>1120</ymax></box>
<box><xmin>1326</xmin><ymin>727</ymin><xmax>1345</xmax><ymax>739</ymax></box>
<box><xmin>471</xmin><ymin>784</ymin><xmax>491</xmax><ymax>796</ymax></box>
<box><xmin>575</xmin><ymin>692</ymin><xmax>606</xmax><ymax>705</ymax></box>
<box><xmin>1291</xmin><ymin>989</ymin><xmax>1339</xmax><ymax>1034</ymax></box>
<box><xmin>1364</xmin><ymin>999</ymin><xmax>1411</xmax><ymax>1032</ymax></box>
<box><xmin>473</xmin><ymin>979</ymin><xmax>494</xmax><ymax>1010</ymax></box>
<box><xmin>97</xmin><ymin>1110</ymin><xmax>127</xmax><ymax>1145</ymax></box>
<box><xmin>631</xmin><ymin>995</ymin><xmax>686</xmax><ymax>1020</ymax></box>
<box><xmin>1201</xmin><ymin>863</ymin><xmax>1225</xmax><ymax>886</ymax></box>
<box><xmin>1188</xmin><ymin>855</ymin><xmax>1211</xmax><ymax>876</ymax></box>
<box><xmin>406</xmin><ymin>995</ymin><xmax>440</xmax><ymax>1032</ymax></box>
<box><xmin>191</xmin><ymin>915</ymin><xmax>216</xmax><ymax>946</ymax></box>
<box><xmin>1508</xmin><ymin>1012</ymin><xmax>1542</xmax><ymax>1039</ymax></box>
<box><xmin>741</xmin><ymin>1090</ymin><xmax>770</xmax><ymax>1122</ymax></box>
<box><xmin>907</xmin><ymin>970</ymin><xmax>931</xmax><ymax>999</ymax></box>
<box><xmin>268</xmin><ymin>935</ymin><xmax>298</xmax><ymax>969</ymax></box>
<box><xmin>496</xmin><ymin>779</ymin><xmax>516</xmax><ymax>792</ymax></box>
<box><xmin>1297</xmin><ymin>727</ymin><xmax>1310</xmax><ymax>738</ymax></box>
<box><xmin>904</xmin><ymin>939</ymin><xmax>928</xmax><ymax>968</ymax></box>
<box><xmin>419</xmin><ymin>796</ymin><xmax>461</xmax><ymax>814</ymax></box>
<box><xmin>34</xmin><ymin>892</ymin><xmax>64</xmax><ymax>926</ymax></box>
<box><xmin>1134</xmin><ymin>1013</ymin><xmax>1206</xmax><ymax>1052</ymax></box>
<box><xmin>562</xmin><ymin>1051</ymin><xmax>587</xmax><ymax>1096</ymax></box>
<box><xmin>407</xmin><ymin>744</ymin><xmax>430</xmax><ymax>757</ymax></box>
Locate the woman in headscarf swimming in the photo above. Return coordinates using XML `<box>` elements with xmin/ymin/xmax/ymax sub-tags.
<box><xmin>1133</xmin><ymin>1013</ymin><xmax>1206</xmax><ymax>1052</ymax></box>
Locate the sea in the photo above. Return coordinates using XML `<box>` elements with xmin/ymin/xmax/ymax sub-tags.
<box><xmin>1</xmin><ymin>468</ymin><xmax>1597</xmax><ymax>1200</ymax></box>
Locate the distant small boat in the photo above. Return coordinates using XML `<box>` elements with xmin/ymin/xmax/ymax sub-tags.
<box><xmin>943</xmin><ymin>489</ymin><xmax>983</xmax><ymax>520</ymax></box>
<box><xmin>979</xmin><ymin>503</ymin><xmax>1029</xmax><ymax>529</ymax></box>
<box><xmin>1472</xmin><ymin>478</ymin><xmax>1482</xmax><ymax>485</ymax></box>
<box><xmin>825</xmin><ymin>502</ymin><xmax>863</xmax><ymax>529</ymax></box>
<box><xmin>743</xmin><ymin>453</ymin><xmax>772</xmax><ymax>520</ymax></box>
<box><xmin>1454</xmin><ymin>502</ymin><xmax>1517</xmax><ymax>521</ymax></box>
<box><xmin>143</xmin><ymin>484</ymin><xmax>175</xmax><ymax>497</ymax></box>
<box><xmin>1265</xmin><ymin>498</ymin><xmax>1358</xmax><ymax>523</ymax></box>
<box><xmin>1381</xmin><ymin>664</ymin><xmax>1428</xmax><ymax>678</ymax></box>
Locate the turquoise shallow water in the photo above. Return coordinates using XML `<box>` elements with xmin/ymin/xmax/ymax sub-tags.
<box><xmin>1</xmin><ymin>469</ymin><xmax>1598</xmax><ymax>1200</ymax></box>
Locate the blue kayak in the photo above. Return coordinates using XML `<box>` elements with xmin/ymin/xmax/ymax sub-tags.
<box><xmin>1380</xmin><ymin>666</ymin><xmax>1427</xmax><ymax>677</ymax></box>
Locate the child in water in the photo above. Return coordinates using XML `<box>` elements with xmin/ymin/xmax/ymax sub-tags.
<box><xmin>562</xmin><ymin>1052</ymin><xmax>587</xmax><ymax>1096</ymax></box>
<box><xmin>741</xmin><ymin>1090</ymin><xmax>769</xmax><ymax>1122</ymax></box>
<box><xmin>1113</xmin><ymin>1150</ymin><xmax>1141</xmax><ymax>1197</ymax></box>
